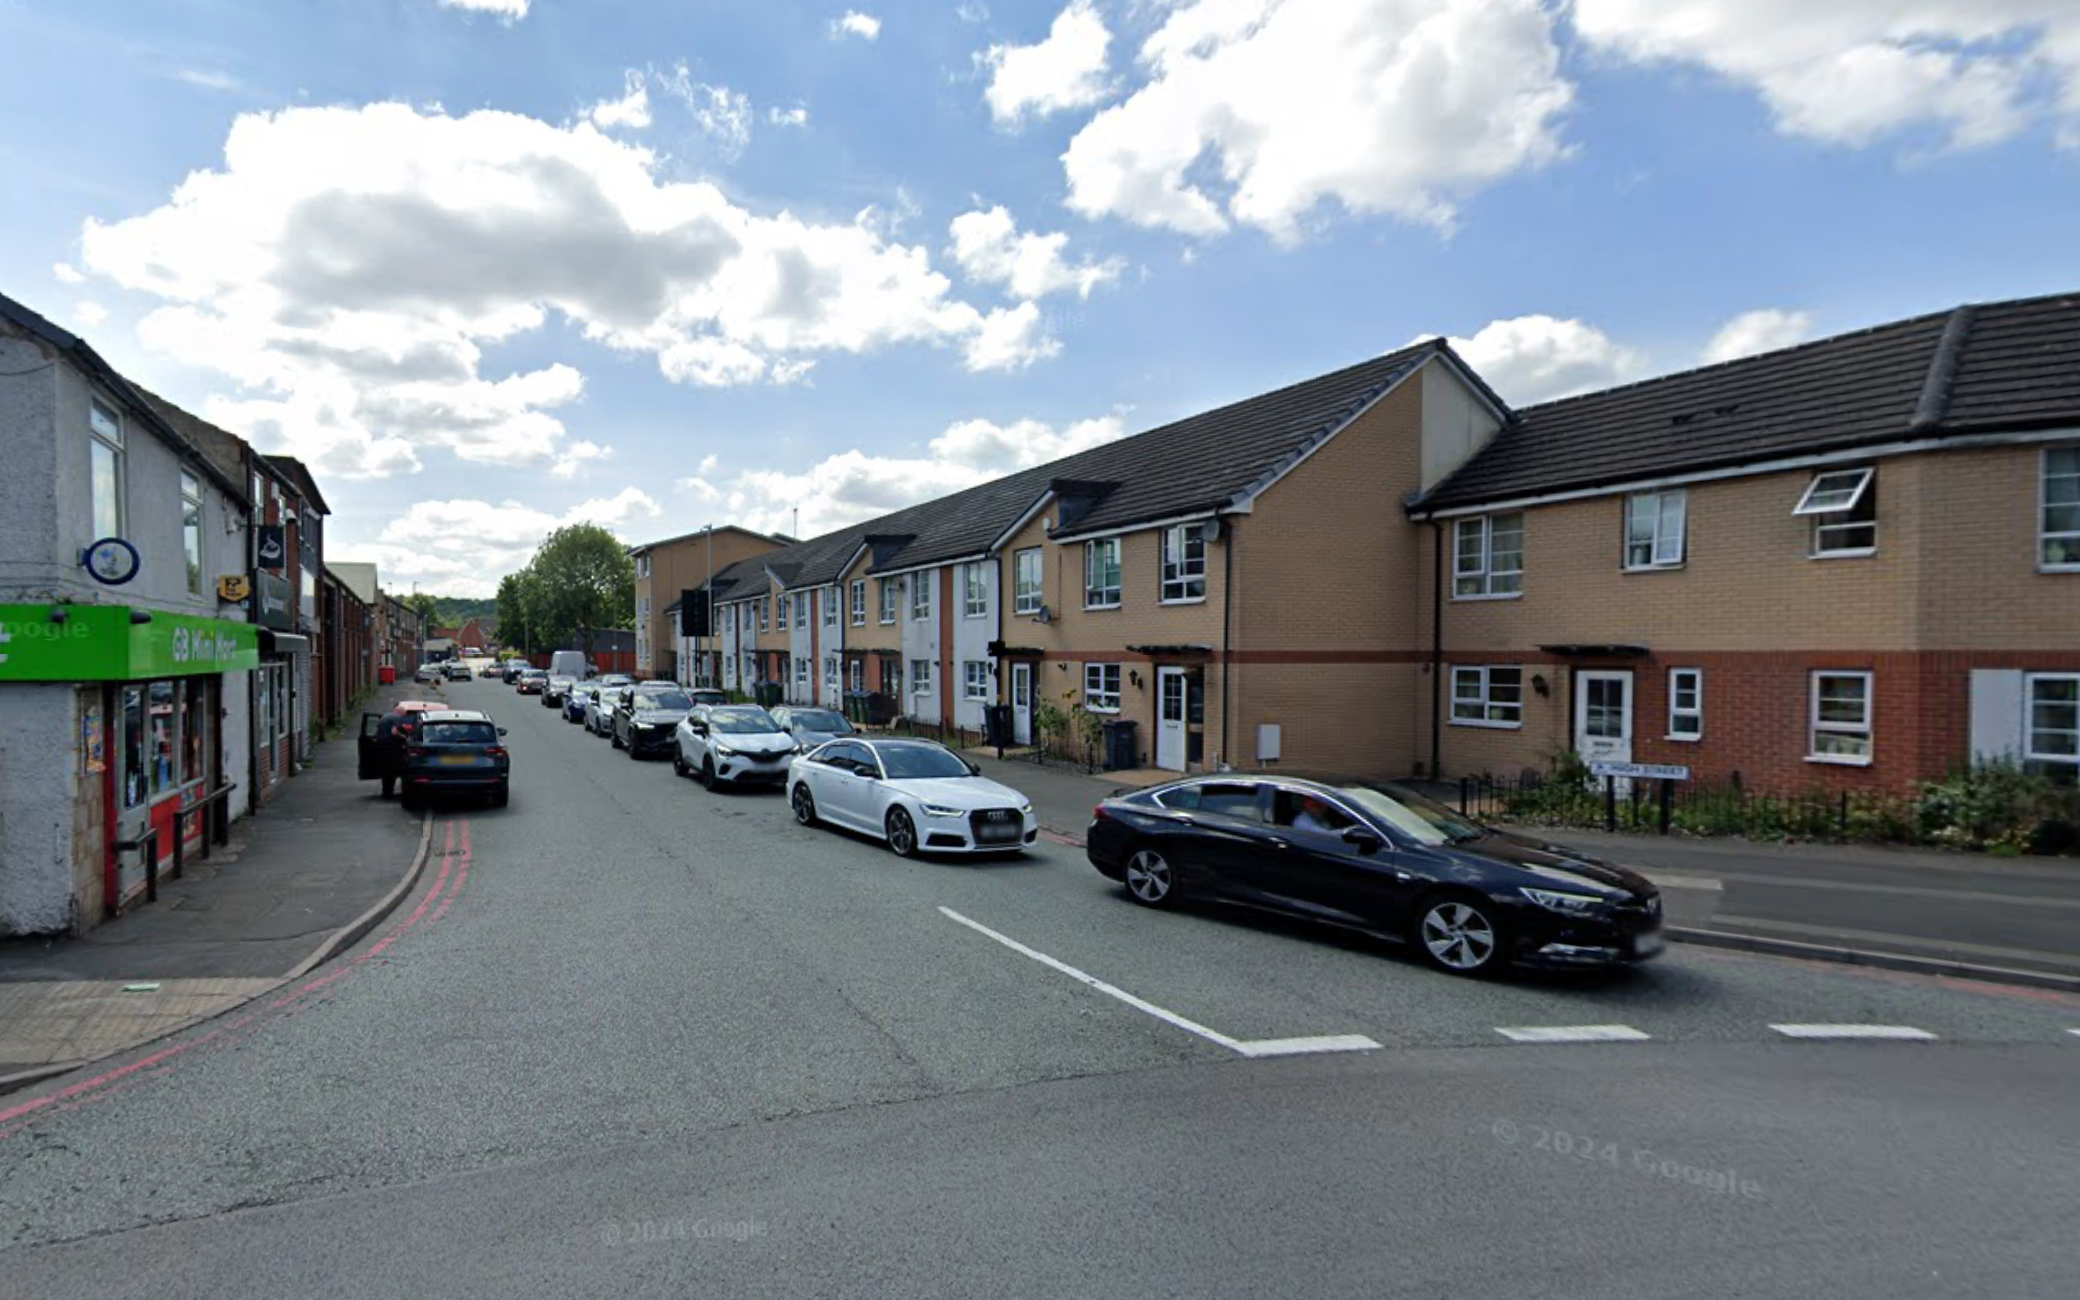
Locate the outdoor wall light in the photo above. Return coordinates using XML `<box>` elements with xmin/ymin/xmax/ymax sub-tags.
<box><xmin>1129</xmin><ymin>670</ymin><xmax>1142</xmax><ymax>688</ymax></box>
<box><xmin>47</xmin><ymin>607</ymin><xmax>68</xmax><ymax>624</ymax></box>
<box><xmin>1532</xmin><ymin>674</ymin><xmax>1550</xmax><ymax>697</ymax></box>
<box><xmin>129</xmin><ymin>609</ymin><xmax>153</xmax><ymax>625</ymax></box>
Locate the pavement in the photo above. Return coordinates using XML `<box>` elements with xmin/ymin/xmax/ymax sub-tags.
<box><xmin>4</xmin><ymin>682</ymin><xmax>2078</xmax><ymax>1296</ymax></box>
<box><xmin>0</xmin><ymin>681</ymin><xmax>432</xmax><ymax>1085</ymax></box>
<box><xmin>960</xmin><ymin>750</ymin><xmax>2080</xmax><ymax>985</ymax></box>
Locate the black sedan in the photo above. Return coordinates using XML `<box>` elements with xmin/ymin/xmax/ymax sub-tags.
<box><xmin>1085</xmin><ymin>773</ymin><xmax>1662</xmax><ymax>977</ymax></box>
<box><xmin>399</xmin><ymin>710</ymin><xmax>510</xmax><ymax>810</ymax></box>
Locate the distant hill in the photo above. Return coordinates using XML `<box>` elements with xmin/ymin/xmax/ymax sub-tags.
<box><xmin>431</xmin><ymin>597</ymin><xmax>497</xmax><ymax>630</ymax></box>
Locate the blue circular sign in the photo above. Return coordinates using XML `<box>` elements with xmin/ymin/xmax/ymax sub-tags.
<box><xmin>82</xmin><ymin>536</ymin><xmax>141</xmax><ymax>586</ymax></box>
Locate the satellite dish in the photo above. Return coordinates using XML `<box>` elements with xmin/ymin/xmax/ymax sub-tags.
<box><xmin>1035</xmin><ymin>605</ymin><xmax>1052</xmax><ymax>625</ymax></box>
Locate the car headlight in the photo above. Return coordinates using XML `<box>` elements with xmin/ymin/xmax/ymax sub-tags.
<box><xmin>1019</xmin><ymin>802</ymin><xmax>1034</xmax><ymax>815</ymax></box>
<box><xmin>712</xmin><ymin>740</ymin><xmax>736</xmax><ymax>756</ymax></box>
<box><xmin>920</xmin><ymin>804</ymin><xmax>964</xmax><ymax>819</ymax></box>
<box><xmin>1519</xmin><ymin>887</ymin><xmax>1606</xmax><ymax>915</ymax></box>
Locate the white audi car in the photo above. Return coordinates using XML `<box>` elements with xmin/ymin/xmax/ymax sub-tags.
<box><xmin>787</xmin><ymin>738</ymin><xmax>1036</xmax><ymax>857</ymax></box>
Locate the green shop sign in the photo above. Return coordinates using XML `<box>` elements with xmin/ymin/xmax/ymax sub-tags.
<box><xmin>0</xmin><ymin>604</ymin><xmax>259</xmax><ymax>682</ymax></box>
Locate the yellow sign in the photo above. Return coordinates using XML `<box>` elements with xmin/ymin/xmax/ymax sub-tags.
<box><xmin>217</xmin><ymin>574</ymin><xmax>252</xmax><ymax>602</ymax></box>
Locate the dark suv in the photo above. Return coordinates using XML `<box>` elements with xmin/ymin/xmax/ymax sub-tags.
<box><xmin>400</xmin><ymin>710</ymin><xmax>511</xmax><ymax>809</ymax></box>
<box><xmin>613</xmin><ymin>684</ymin><xmax>695</xmax><ymax>759</ymax></box>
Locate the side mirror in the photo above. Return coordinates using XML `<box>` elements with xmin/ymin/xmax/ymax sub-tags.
<box><xmin>497</xmin><ymin>727</ymin><xmax>509</xmax><ymax>737</ymax></box>
<box><xmin>966</xmin><ymin>760</ymin><xmax>981</xmax><ymax>776</ymax></box>
<box><xmin>1342</xmin><ymin>826</ymin><xmax>1385</xmax><ymax>855</ymax></box>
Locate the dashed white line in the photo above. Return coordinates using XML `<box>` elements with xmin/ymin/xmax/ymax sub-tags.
<box><xmin>937</xmin><ymin>906</ymin><xmax>1380</xmax><ymax>1059</ymax></box>
<box><xmin>1495</xmin><ymin>1025</ymin><xmax>1653</xmax><ymax>1043</ymax></box>
<box><xmin>1769</xmin><ymin>1024</ymin><xmax>1937</xmax><ymax>1040</ymax></box>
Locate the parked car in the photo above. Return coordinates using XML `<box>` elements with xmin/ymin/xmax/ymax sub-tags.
<box><xmin>690</xmin><ymin>688</ymin><xmax>728</xmax><ymax>707</ymax></box>
<box><xmin>543</xmin><ymin>674</ymin><xmax>576</xmax><ymax>707</ymax></box>
<box><xmin>515</xmin><ymin>668</ymin><xmax>548</xmax><ymax>695</ymax></box>
<box><xmin>674</xmin><ymin>704</ymin><xmax>794</xmax><ymax>788</ymax></box>
<box><xmin>788</xmin><ymin>738</ymin><xmax>1035</xmax><ymax>857</ymax></box>
<box><xmin>500</xmin><ymin>661</ymin><xmax>529</xmax><ymax>684</ymax></box>
<box><xmin>770</xmin><ymin>705</ymin><xmax>856</xmax><ymax>750</ymax></box>
<box><xmin>355</xmin><ymin>700</ymin><xmax>448</xmax><ymax>798</ymax></box>
<box><xmin>399</xmin><ymin>709</ymin><xmax>510</xmax><ymax>810</ymax></box>
<box><xmin>563</xmin><ymin>684</ymin><xmax>595</xmax><ymax>724</ymax></box>
<box><xmin>613</xmin><ymin>684</ymin><xmax>695</xmax><ymax>758</ymax></box>
<box><xmin>586</xmin><ymin>686</ymin><xmax>628</xmax><ymax>735</ymax></box>
<box><xmin>443</xmin><ymin>662</ymin><xmax>472</xmax><ymax>681</ymax></box>
<box><xmin>597</xmin><ymin>673</ymin><xmax>635</xmax><ymax>690</ymax></box>
<box><xmin>1084</xmin><ymin>774</ymin><xmax>1664</xmax><ymax>978</ymax></box>
<box><xmin>548</xmin><ymin>650</ymin><xmax>589</xmax><ymax>680</ymax></box>
<box><xmin>414</xmin><ymin>663</ymin><xmax>443</xmax><ymax>684</ymax></box>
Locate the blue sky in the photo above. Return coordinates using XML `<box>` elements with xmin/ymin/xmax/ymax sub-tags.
<box><xmin>4</xmin><ymin>0</ymin><xmax>2079</xmax><ymax>594</ymax></box>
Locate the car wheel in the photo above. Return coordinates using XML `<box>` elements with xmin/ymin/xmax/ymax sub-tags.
<box><xmin>1415</xmin><ymin>894</ymin><xmax>1510</xmax><ymax>978</ymax></box>
<box><xmin>791</xmin><ymin>783</ymin><xmax>818</xmax><ymax>826</ymax></box>
<box><xmin>401</xmin><ymin>788</ymin><xmax>422</xmax><ymax>812</ymax></box>
<box><xmin>673</xmin><ymin>751</ymin><xmax>689</xmax><ymax>777</ymax></box>
<box><xmin>701</xmin><ymin>756</ymin><xmax>718</xmax><ymax>790</ymax></box>
<box><xmin>627</xmin><ymin>736</ymin><xmax>641</xmax><ymax>760</ymax></box>
<box><xmin>1123</xmin><ymin>848</ymin><xmax>1178</xmax><ymax>907</ymax></box>
<box><xmin>493</xmin><ymin>782</ymin><xmax>509</xmax><ymax>808</ymax></box>
<box><xmin>610</xmin><ymin>728</ymin><xmax>623</xmax><ymax>749</ymax></box>
<box><xmin>886</xmin><ymin>808</ymin><xmax>919</xmax><ymax>858</ymax></box>
<box><xmin>380</xmin><ymin>775</ymin><xmax>395</xmax><ymax>799</ymax></box>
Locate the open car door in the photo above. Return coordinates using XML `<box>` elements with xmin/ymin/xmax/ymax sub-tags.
<box><xmin>357</xmin><ymin>712</ymin><xmax>386</xmax><ymax>779</ymax></box>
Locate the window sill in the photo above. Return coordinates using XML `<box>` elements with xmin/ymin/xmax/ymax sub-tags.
<box><xmin>1448</xmin><ymin>717</ymin><xmax>1522</xmax><ymax>731</ymax></box>
<box><xmin>1085</xmin><ymin>602</ymin><xmax>1122</xmax><ymax>612</ymax></box>
<box><xmin>1805</xmin><ymin>752</ymin><xmax>1873</xmax><ymax>767</ymax></box>
<box><xmin>1158</xmin><ymin>596</ymin><xmax>1208</xmax><ymax>606</ymax></box>
<box><xmin>964</xmin><ymin>612</ymin><xmax>989</xmax><ymax>620</ymax></box>
<box><xmin>1809</xmin><ymin>548</ymin><xmax>1876</xmax><ymax>561</ymax></box>
<box><xmin>2038</xmin><ymin>562</ymin><xmax>2080</xmax><ymax>574</ymax></box>
<box><xmin>1013</xmin><ymin>607</ymin><xmax>1043</xmax><ymax>618</ymax></box>
<box><xmin>1665</xmin><ymin>733</ymin><xmax>1702</xmax><ymax>744</ymax></box>
<box><xmin>1451</xmin><ymin>592</ymin><xmax>1523</xmax><ymax>603</ymax></box>
<box><xmin>1084</xmin><ymin>705</ymin><xmax>1122</xmax><ymax>715</ymax></box>
<box><xmin>1621</xmin><ymin>563</ymin><xmax>1684</xmax><ymax>574</ymax></box>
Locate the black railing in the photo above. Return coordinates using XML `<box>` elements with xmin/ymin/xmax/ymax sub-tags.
<box><xmin>1452</xmin><ymin>771</ymin><xmax>1925</xmax><ymax>843</ymax></box>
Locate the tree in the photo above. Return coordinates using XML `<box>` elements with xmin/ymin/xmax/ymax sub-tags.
<box><xmin>525</xmin><ymin>524</ymin><xmax>635</xmax><ymax>661</ymax></box>
<box><xmin>405</xmin><ymin>591</ymin><xmax>441</xmax><ymax>624</ymax></box>
<box><xmin>495</xmin><ymin>569</ymin><xmax>537</xmax><ymax>654</ymax></box>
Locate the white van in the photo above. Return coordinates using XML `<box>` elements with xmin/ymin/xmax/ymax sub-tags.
<box><xmin>548</xmin><ymin>650</ymin><xmax>590</xmax><ymax>680</ymax></box>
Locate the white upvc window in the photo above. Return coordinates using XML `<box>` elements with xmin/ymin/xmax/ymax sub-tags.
<box><xmin>963</xmin><ymin>562</ymin><xmax>988</xmax><ymax>618</ymax></box>
<box><xmin>879</xmin><ymin>578</ymin><xmax>898</xmax><ymax>624</ymax></box>
<box><xmin>1668</xmin><ymin>668</ymin><xmax>1703</xmax><ymax>741</ymax></box>
<box><xmin>1453</xmin><ymin>513</ymin><xmax>1523</xmax><ymax>598</ymax></box>
<box><xmin>2042</xmin><ymin>447</ymin><xmax>2080</xmax><ymax>571</ymax></box>
<box><xmin>794</xmin><ymin>658</ymin><xmax>809</xmax><ymax>691</ymax></box>
<box><xmin>2026</xmin><ymin>674</ymin><xmax>2079</xmax><ymax>776</ymax></box>
<box><xmin>797</xmin><ymin>592</ymin><xmax>811</xmax><ymax>626</ymax></box>
<box><xmin>1085</xmin><ymin>539</ymin><xmax>1121</xmax><ymax>609</ymax></box>
<box><xmin>1449</xmin><ymin>666</ymin><xmax>1523</xmax><ymax>728</ymax></box>
<box><xmin>848</xmin><ymin>657</ymin><xmax>865</xmax><ymax>692</ymax></box>
<box><xmin>1795</xmin><ymin>467</ymin><xmax>1877</xmax><ymax>556</ymax></box>
<box><xmin>1084</xmin><ymin>662</ymin><xmax>1121</xmax><ymax>712</ymax></box>
<box><xmin>824</xmin><ymin>655</ymin><xmax>839</xmax><ymax>692</ymax></box>
<box><xmin>850</xmin><ymin>580</ymin><xmax>866</xmax><ymax>625</ymax></box>
<box><xmin>1010</xmin><ymin>549</ymin><xmax>1042</xmax><ymax>616</ymax></box>
<box><xmin>635</xmin><ymin>554</ymin><xmax>650</xmax><ymax>578</ymax></box>
<box><xmin>1159</xmin><ymin>523</ymin><xmax>1207</xmax><ymax>602</ymax></box>
<box><xmin>90</xmin><ymin>397</ymin><xmax>125</xmax><ymax>541</ymax></box>
<box><xmin>911</xmin><ymin>658</ymin><xmax>933</xmax><ymax>694</ymax></box>
<box><xmin>759</xmin><ymin>599</ymin><xmax>769</xmax><ymax>633</ymax></box>
<box><xmin>777</xmin><ymin>595</ymin><xmax>789</xmax><ymax>630</ymax></box>
<box><xmin>180</xmin><ymin>470</ymin><xmax>204</xmax><ymax>595</ymax></box>
<box><xmin>910</xmin><ymin>572</ymin><xmax>931</xmax><ymax>621</ymax></box>
<box><xmin>963</xmin><ymin>660</ymin><xmax>990</xmax><ymax>699</ymax></box>
<box><xmin>1624</xmin><ymin>490</ymin><xmax>1686</xmax><ymax>569</ymax></box>
<box><xmin>1809</xmin><ymin>671</ymin><xmax>1874</xmax><ymax>764</ymax></box>
<box><xmin>823</xmin><ymin>589</ymin><xmax>837</xmax><ymax>627</ymax></box>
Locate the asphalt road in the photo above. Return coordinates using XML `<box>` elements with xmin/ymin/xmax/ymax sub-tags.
<box><xmin>4</xmin><ymin>678</ymin><xmax>2077</xmax><ymax>1297</ymax></box>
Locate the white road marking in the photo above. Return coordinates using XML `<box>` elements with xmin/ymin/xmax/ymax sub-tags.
<box><xmin>1639</xmin><ymin>872</ymin><xmax>1722</xmax><ymax>893</ymax></box>
<box><xmin>937</xmin><ymin>907</ymin><xmax>1380</xmax><ymax>1058</ymax></box>
<box><xmin>2067</xmin><ymin>1029</ymin><xmax>2080</xmax><ymax>1038</ymax></box>
<box><xmin>1495</xmin><ymin>1025</ymin><xmax>1653</xmax><ymax>1043</ymax></box>
<box><xmin>1769</xmin><ymin>1024</ymin><xmax>1937</xmax><ymax>1040</ymax></box>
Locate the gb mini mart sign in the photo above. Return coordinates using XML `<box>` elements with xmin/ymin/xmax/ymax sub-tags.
<box><xmin>0</xmin><ymin>605</ymin><xmax>258</xmax><ymax>681</ymax></box>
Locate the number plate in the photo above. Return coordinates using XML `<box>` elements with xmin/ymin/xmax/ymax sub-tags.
<box><xmin>975</xmin><ymin>823</ymin><xmax>1020</xmax><ymax>843</ymax></box>
<box><xmin>436</xmin><ymin>754</ymin><xmax>482</xmax><ymax>766</ymax></box>
<box><xmin>1633</xmin><ymin>931</ymin><xmax>1665</xmax><ymax>958</ymax></box>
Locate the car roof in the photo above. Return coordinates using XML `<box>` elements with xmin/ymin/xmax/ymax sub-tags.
<box><xmin>860</xmin><ymin>737</ymin><xmax>949</xmax><ymax>751</ymax></box>
<box><xmin>419</xmin><ymin>709</ymin><xmax>492</xmax><ymax>723</ymax></box>
<box><xmin>394</xmin><ymin>700</ymin><xmax>445</xmax><ymax>712</ymax></box>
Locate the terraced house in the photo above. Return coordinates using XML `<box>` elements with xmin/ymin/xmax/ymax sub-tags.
<box><xmin>667</xmin><ymin>290</ymin><xmax>2079</xmax><ymax>793</ymax></box>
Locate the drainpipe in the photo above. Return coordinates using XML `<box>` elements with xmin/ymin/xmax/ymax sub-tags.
<box><xmin>1220</xmin><ymin>519</ymin><xmax>1235</xmax><ymax>770</ymax></box>
<box><xmin>1429</xmin><ymin>519</ymin><xmax>1444</xmax><ymax>780</ymax></box>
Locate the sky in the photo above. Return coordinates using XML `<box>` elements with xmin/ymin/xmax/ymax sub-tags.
<box><xmin>4</xmin><ymin>0</ymin><xmax>2079</xmax><ymax>596</ymax></box>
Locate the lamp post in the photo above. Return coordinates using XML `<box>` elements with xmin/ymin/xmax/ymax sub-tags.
<box><xmin>701</xmin><ymin>523</ymin><xmax>714</xmax><ymax>688</ymax></box>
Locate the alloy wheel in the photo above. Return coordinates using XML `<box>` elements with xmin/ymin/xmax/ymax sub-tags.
<box><xmin>791</xmin><ymin>784</ymin><xmax>817</xmax><ymax>825</ymax></box>
<box><xmin>1123</xmin><ymin>849</ymin><xmax>1175</xmax><ymax>907</ymax></box>
<box><xmin>886</xmin><ymin>809</ymin><xmax>918</xmax><ymax>857</ymax></box>
<box><xmin>1419</xmin><ymin>900</ymin><xmax>1501</xmax><ymax>975</ymax></box>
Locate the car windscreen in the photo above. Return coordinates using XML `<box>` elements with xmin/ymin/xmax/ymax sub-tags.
<box><xmin>419</xmin><ymin>721</ymin><xmax>498</xmax><ymax>745</ymax></box>
<box><xmin>790</xmin><ymin>710</ymin><xmax>851</xmax><ymax>733</ymax></box>
<box><xmin>878</xmin><ymin>745</ymin><xmax>971</xmax><ymax>780</ymax></box>
<box><xmin>636</xmin><ymin>690</ymin><xmax>692</xmax><ymax>710</ymax></box>
<box><xmin>708</xmin><ymin>708</ymin><xmax>780</xmax><ymax>734</ymax></box>
<box><xmin>1334</xmin><ymin>782</ymin><xmax>1485</xmax><ymax>846</ymax></box>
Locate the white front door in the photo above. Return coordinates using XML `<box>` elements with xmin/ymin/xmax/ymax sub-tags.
<box><xmin>1574</xmin><ymin>670</ymin><xmax>1634</xmax><ymax>771</ymax></box>
<box><xmin>1156</xmin><ymin>667</ymin><xmax>1188</xmax><ymax>771</ymax></box>
<box><xmin>1011</xmin><ymin>662</ymin><xmax>1033</xmax><ymax>745</ymax></box>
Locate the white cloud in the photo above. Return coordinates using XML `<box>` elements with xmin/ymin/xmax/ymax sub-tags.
<box><xmin>678</xmin><ymin>413</ymin><xmax>1127</xmax><ymax>537</ymax></box>
<box><xmin>956</xmin><ymin>3</ymin><xmax>990</xmax><ymax>24</ymax></box>
<box><xmin>979</xmin><ymin>0</ymin><xmax>1113</xmax><ymax>125</ymax></box>
<box><xmin>79</xmin><ymin>103</ymin><xmax>1049</xmax><ymax>478</ymax></box>
<box><xmin>1701</xmin><ymin>308</ymin><xmax>1814</xmax><ymax>364</ymax></box>
<box><xmin>948</xmin><ymin>205</ymin><xmax>1123</xmax><ymax>300</ymax></box>
<box><xmin>52</xmin><ymin>262</ymin><xmax>85</xmax><ymax>284</ymax></box>
<box><xmin>831</xmin><ymin>10</ymin><xmax>881</xmax><ymax>40</ymax></box>
<box><xmin>1572</xmin><ymin>1</ymin><xmax>2080</xmax><ymax>151</ymax></box>
<box><xmin>1063</xmin><ymin>0</ymin><xmax>1573</xmax><ymax>242</ymax></box>
<box><xmin>854</xmin><ymin>186</ymin><xmax>923</xmax><ymax>239</ymax></box>
<box><xmin>176</xmin><ymin>70</ymin><xmax>240</xmax><ymax>93</ymax></box>
<box><xmin>767</xmin><ymin>104</ymin><xmax>810</xmax><ymax>128</ymax></box>
<box><xmin>341</xmin><ymin>487</ymin><xmax>661</xmax><ymax>598</ymax></box>
<box><xmin>657</xmin><ymin>65</ymin><xmax>753</xmax><ymax>158</ymax></box>
<box><xmin>73</xmin><ymin>302</ymin><xmax>108</xmax><ymax>328</ymax></box>
<box><xmin>437</xmin><ymin>0</ymin><xmax>530</xmax><ymax>20</ymax></box>
<box><xmin>1424</xmin><ymin>314</ymin><xmax>1644</xmax><ymax>405</ymax></box>
<box><xmin>585</xmin><ymin>70</ymin><xmax>652</xmax><ymax>131</ymax></box>
<box><xmin>549</xmin><ymin>438</ymin><xmax>612</xmax><ymax>478</ymax></box>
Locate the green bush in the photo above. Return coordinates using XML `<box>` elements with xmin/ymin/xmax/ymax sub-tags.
<box><xmin>1914</xmin><ymin>761</ymin><xmax>2080</xmax><ymax>854</ymax></box>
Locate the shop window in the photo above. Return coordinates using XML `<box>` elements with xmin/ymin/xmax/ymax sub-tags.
<box><xmin>121</xmin><ymin>685</ymin><xmax>146</xmax><ymax>810</ymax></box>
<box><xmin>149</xmin><ymin>681</ymin><xmax>178</xmax><ymax>796</ymax></box>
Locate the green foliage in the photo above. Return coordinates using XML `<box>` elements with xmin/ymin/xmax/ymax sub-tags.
<box><xmin>497</xmin><ymin>524</ymin><xmax>636</xmax><ymax>656</ymax></box>
<box><xmin>1915</xmin><ymin>761</ymin><xmax>2080</xmax><ymax>854</ymax></box>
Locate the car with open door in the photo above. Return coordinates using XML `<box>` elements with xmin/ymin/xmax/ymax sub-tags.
<box><xmin>788</xmin><ymin>738</ymin><xmax>1036</xmax><ymax>858</ymax></box>
<box><xmin>586</xmin><ymin>685</ymin><xmax>628</xmax><ymax>736</ymax></box>
<box><xmin>398</xmin><ymin>709</ymin><xmax>511</xmax><ymax>810</ymax></box>
<box><xmin>356</xmin><ymin>700</ymin><xmax>448</xmax><ymax>798</ymax></box>
<box><xmin>769</xmin><ymin>705</ymin><xmax>857</xmax><ymax>751</ymax></box>
<box><xmin>612</xmin><ymin>683</ymin><xmax>694</xmax><ymax>758</ymax></box>
<box><xmin>674</xmin><ymin>704</ymin><xmax>794</xmax><ymax>788</ymax></box>
<box><xmin>1084</xmin><ymin>773</ymin><xmax>1663</xmax><ymax>978</ymax></box>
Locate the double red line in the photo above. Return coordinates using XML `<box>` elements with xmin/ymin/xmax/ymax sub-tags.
<box><xmin>0</xmin><ymin>817</ymin><xmax>475</xmax><ymax>1137</ymax></box>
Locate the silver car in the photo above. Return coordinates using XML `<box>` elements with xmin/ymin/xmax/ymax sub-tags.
<box><xmin>769</xmin><ymin>705</ymin><xmax>858</xmax><ymax>751</ymax></box>
<box><xmin>586</xmin><ymin>686</ymin><xmax>628</xmax><ymax>735</ymax></box>
<box><xmin>674</xmin><ymin>704</ymin><xmax>797</xmax><ymax>789</ymax></box>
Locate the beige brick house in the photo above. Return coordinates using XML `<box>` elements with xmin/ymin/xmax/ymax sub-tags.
<box><xmin>654</xmin><ymin>290</ymin><xmax>2080</xmax><ymax>791</ymax></box>
<box><xmin>629</xmin><ymin>525</ymin><xmax>787</xmax><ymax>680</ymax></box>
